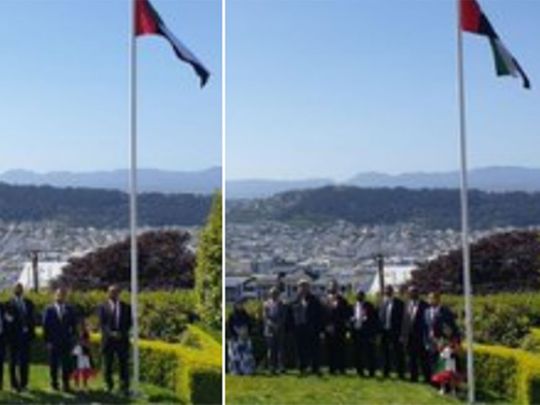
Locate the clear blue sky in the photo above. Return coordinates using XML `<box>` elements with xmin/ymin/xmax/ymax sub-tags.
<box><xmin>226</xmin><ymin>0</ymin><xmax>540</xmax><ymax>181</ymax></box>
<box><xmin>0</xmin><ymin>0</ymin><xmax>221</xmax><ymax>173</ymax></box>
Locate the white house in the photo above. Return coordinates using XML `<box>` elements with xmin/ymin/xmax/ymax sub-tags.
<box><xmin>17</xmin><ymin>261</ymin><xmax>67</xmax><ymax>290</ymax></box>
<box><xmin>366</xmin><ymin>264</ymin><xmax>415</xmax><ymax>295</ymax></box>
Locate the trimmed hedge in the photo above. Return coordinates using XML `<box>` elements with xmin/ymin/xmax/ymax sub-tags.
<box><xmin>32</xmin><ymin>325</ymin><xmax>222</xmax><ymax>404</ymax></box>
<box><xmin>474</xmin><ymin>343</ymin><xmax>540</xmax><ymax>404</ymax></box>
<box><xmin>139</xmin><ymin>325</ymin><xmax>222</xmax><ymax>404</ymax></box>
<box><xmin>444</xmin><ymin>293</ymin><xmax>540</xmax><ymax>348</ymax></box>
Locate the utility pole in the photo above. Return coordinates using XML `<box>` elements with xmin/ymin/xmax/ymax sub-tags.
<box><xmin>375</xmin><ymin>253</ymin><xmax>385</xmax><ymax>299</ymax></box>
<box><xmin>29</xmin><ymin>250</ymin><xmax>40</xmax><ymax>292</ymax></box>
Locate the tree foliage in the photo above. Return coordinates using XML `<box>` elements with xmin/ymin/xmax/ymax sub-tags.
<box><xmin>229</xmin><ymin>186</ymin><xmax>540</xmax><ymax>230</ymax></box>
<box><xmin>409</xmin><ymin>230</ymin><xmax>540</xmax><ymax>294</ymax></box>
<box><xmin>0</xmin><ymin>182</ymin><xmax>212</xmax><ymax>228</ymax></box>
<box><xmin>195</xmin><ymin>191</ymin><xmax>222</xmax><ymax>329</ymax></box>
<box><xmin>55</xmin><ymin>230</ymin><xmax>195</xmax><ymax>291</ymax></box>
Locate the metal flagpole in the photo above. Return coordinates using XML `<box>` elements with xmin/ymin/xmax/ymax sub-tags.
<box><xmin>129</xmin><ymin>0</ymin><xmax>140</xmax><ymax>395</ymax></box>
<box><xmin>456</xmin><ymin>0</ymin><xmax>475</xmax><ymax>403</ymax></box>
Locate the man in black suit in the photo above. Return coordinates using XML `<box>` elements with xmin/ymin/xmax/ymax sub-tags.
<box><xmin>43</xmin><ymin>287</ymin><xmax>78</xmax><ymax>392</ymax></box>
<box><xmin>324</xmin><ymin>280</ymin><xmax>352</xmax><ymax>374</ymax></box>
<box><xmin>291</xmin><ymin>279</ymin><xmax>323</xmax><ymax>375</ymax></box>
<box><xmin>99</xmin><ymin>285</ymin><xmax>132</xmax><ymax>395</ymax></box>
<box><xmin>425</xmin><ymin>291</ymin><xmax>460</xmax><ymax>367</ymax></box>
<box><xmin>5</xmin><ymin>283</ymin><xmax>35</xmax><ymax>392</ymax></box>
<box><xmin>0</xmin><ymin>301</ymin><xmax>8</xmax><ymax>391</ymax></box>
<box><xmin>379</xmin><ymin>285</ymin><xmax>405</xmax><ymax>379</ymax></box>
<box><xmin>401</xmin><ymin>286</ymin><xmax>431</xmax><ymax>383</ymax></box>
<box><xmin>351</xmin><ymin>289</ymin><xmax>379</xmax><ymax>377</ymax></box>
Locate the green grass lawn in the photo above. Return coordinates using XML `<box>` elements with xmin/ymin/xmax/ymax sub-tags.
<box><xmin>0</xmin><ymin>364</ymin><xmax>180</xmax><ymax>404</ymax></box>
<box><xmin>227</xmin><ymin>372</ymin><xmax>462</xmax><ymax>405</ymax></box>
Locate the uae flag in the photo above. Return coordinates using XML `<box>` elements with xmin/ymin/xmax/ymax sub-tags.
<box><xmin>136</xmin><ymin>0</ymin><xmax>210</xmax><ymax>87</ymax></box>
<box><xmin>460</xmin><ymin>0</ymin><xmax>530</xmax><ymax>89</ymax></box>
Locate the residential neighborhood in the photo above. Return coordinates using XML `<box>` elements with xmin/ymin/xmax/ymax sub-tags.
<box><xmin>0</xmin><ymin>220</ymin><xmax>199</xmax><ymax>290</ymax></box>
<box><xmin>226</xmin><ymin>219</ymin><xmax>537</xmax><ymax>302</ymax></box>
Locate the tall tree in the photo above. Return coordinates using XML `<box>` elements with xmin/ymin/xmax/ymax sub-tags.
<box><xmin>55</xmin><ymin>230</ymin><xmax>195</xmax><ymax>291</ymax></box>
<box><xmin>195</xmin><ymin>191</ymin><xmax>222</xmax><ymax>329</ymax></box>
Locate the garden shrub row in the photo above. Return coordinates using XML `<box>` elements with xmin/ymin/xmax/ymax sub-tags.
<box><xmin>138</xmin><ymin>325</ymin><xmax>222</xmax><ymax>405</ymax></box>
<box><xmin>474</xmin><ymin>343</ymin><xmax>540</xmax><ymax>404</ymax></box>
<box><xmin>444</xmin><ymin>293</ymin><xmax>540</xmax><ymax>348</ymax></box>
<box><xmin>33</xmin><ymin>325</ymin><xmax>222</xmax><ymax>404</ymax></box>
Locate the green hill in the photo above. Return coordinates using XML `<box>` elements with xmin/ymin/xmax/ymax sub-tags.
<box><xmin>0</xmin><ymin>182</ymin><xmax>213</xmax><ymax>228</ymax></box>
<box><xmin>228</xmin><ymin>186</ymin><xmax>540</xmax><ymax>230</ymax></box>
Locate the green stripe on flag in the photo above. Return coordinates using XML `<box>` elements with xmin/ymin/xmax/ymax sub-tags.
<box><xmin>489</xmin><ymin>38</ymin><xmax>516</xmax><ymax>77</ymax></box>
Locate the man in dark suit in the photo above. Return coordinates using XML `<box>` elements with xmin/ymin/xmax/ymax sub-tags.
<box><xmin>351</xmin><ymin>289</ymin><xmax>379</xmax><ymax>377</ymax></box>
<box><xmin>324</xmin><ymin>280</ymin><xmax>352</xmax><ymax>374</ymax></box>
<box><xmin>425</xmin><ymin>291</ymin><xmax>460</xmax><ymax>367</ymax></box>
<box><xmin>379</xmin><ymin>285</ymin><xmax>405</xmax><ymax>379</ymax></box>
<box><xmin>5</xmin><ymin>283</ymin><xmax>35</xmax><ymax>392</ymax></box>
<box><xmin>43</xmin><ymin>287</ymin><xmax>78</xmax><ymax>392</ymax></box>
<box><xmin>263</xmin><ymin>287</ymin><xmax>287</xmax><ymax>373</ymax></box>
<box><xmin>99</xmin><ymin>285</ymin><xmax>132</xmax><ymax>395</ymax></box>
<box><xmin>291</xmin><ymin>279</ymin><xmax>323</xmax><ymax>375</ymax></box>
<box><xmin>401</xmin><ymin>286</ymin><xmax>431</xmax><ymax>383</ymax></box>
<box><xmin>0</xmin><ymin>301</ymin><xmax>8</xmax><ymax>391</ymax></box>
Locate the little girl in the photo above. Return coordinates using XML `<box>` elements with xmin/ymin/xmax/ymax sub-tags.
<box><xmin>72</xmin><ymin>320</ymin><xmax>96</xmax><ymax>390</ymax></box>
<box><xmin>431</xmin><ymin>339</ymin><xmax>462</xmax><ymax>396</ymax></box>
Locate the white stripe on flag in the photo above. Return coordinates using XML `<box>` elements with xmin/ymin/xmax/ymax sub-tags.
<box><xmin>160</xmin><ymin>24</ymin><xmax>208</xmax><ymax>72</ymax></box>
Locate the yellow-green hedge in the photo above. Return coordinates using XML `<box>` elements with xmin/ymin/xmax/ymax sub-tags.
<box><xmin>139</xmin><ymin>325</ymin><xmax>222</xmax><ymax>404</ymax></box>
<box><xmin>474</xmin><ymin>343</ymin><xmax>540</xmax><ymax>404</ymax></box>
<box><xmin>35</xmin><ymin>325</ymin><xmax>222</xmax><ymax>404</ymax></box>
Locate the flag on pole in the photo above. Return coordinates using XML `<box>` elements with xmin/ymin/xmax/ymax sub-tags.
<box><xmin>460</xmin><ymin>0</ymin><xmax>530</xmax><ymax>89</ymax></box>
<box><xmin>135</xmin><ymin>0</ymin><xmax>210</xmax><ymax>87</ymax></box>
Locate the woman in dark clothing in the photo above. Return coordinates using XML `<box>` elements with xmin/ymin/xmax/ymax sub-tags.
<box><xmin>227</xmin><ymin>300</ymin><xmax>255</xmax><ymax>375</ymax></box>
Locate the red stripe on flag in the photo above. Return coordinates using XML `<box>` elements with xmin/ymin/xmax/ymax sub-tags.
<box><xmin>136</xmin><ymin>0</ymin><xmax>159</xmax><ymax>36</ymax></box>
<box><xmin>460</xmin><ymin>0</ymin><xmax>482</xmax><ymax>33</ymax></box>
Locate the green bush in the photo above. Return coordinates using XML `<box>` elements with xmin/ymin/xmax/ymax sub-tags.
<box><xmin>196</xmin><ymin>191</ymin><xmax>222</xmax><ymax>330</ymax></box>
<box><xmin>474</xmin><ymin>343</ymin><xmax>540</xmax><ymax>404</ymax></box>
<box><xmin>444</xmin><ymin>293</ymin><xmax>540</xmax><ymax>348</ymax></box>
<box><xmin>33</xmin><ymin>325</ymin><xmax>222</xmax><ymax>404</ymax></box>
<box><xmin>521</xmin><ymin>329</ymin><xmax>540</xmax><ymax>353</ymax></box>
<box><xmin>0</xmin><ymin>290</ymin><xmax>197</xmax><ymax>343</ymax></box>
<box><xmin>140</xmin><ymin>325</ymin><xmax>222</xmax><ymax>404</ymax></box>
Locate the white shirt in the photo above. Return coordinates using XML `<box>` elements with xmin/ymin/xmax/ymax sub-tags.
<box><xmin>409</xmin><ymin>301</ymin><xmax>418</xmax><ymax>319</ymax></box>
<box><xmin>384</xmin><ymin>299</ymin><xmax>394</xmax><ymax>330</ymax></box>
<box><xmin>353</xmin><ymin>302</ymin><xmax>365</xmax><ymax>330</ymax></box>
<box><xmin>440</xmin><ymin>346</ymin><xmax>456</xmax><ymax>372</ymax></box>
<box><xmin>109</xmin><ymin>300</ymin><xmax>121</xmax><ymax>328</ymax></box>
<box><xmin>55</xmin><ymin>303</ymin><xmax>65</xmax><ymax>320</ymax></box>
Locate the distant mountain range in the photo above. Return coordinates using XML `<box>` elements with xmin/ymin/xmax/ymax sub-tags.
<box><xmin>0</xmin><ymin>167</ymin><xmax>221</xmax><ymax>195</ymax></box>
<box><xmin>227</xmin><ymin>185</ymin><xmax>540</xmax><ymax>230</ymax></box>
<box><xmin>226</xmin><ymin>166</ymin><xmax>540</xmax><ymax>199</ymax></box>
<box><xmin>347</xmin><ymin>166</ymin><xmax>540</xmax><ymax>192</ymax></box>
<box><xmin>2</xmin><ymin>166</ymin><xmax>539</xmax><ymax>198</ymax></box>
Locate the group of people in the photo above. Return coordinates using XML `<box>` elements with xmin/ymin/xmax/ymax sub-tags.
<box><xmin>228</xmin><ymin>280</ymin><xmax>462</xmax><ymax>395</ymax></box>
<box><xmin>0</xmin><ymin>283</ymin><xmax>132</xmax><ymax>395</ymax></box>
